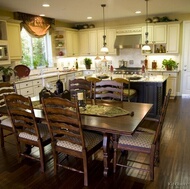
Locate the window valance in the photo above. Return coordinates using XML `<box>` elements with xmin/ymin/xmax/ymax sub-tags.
<box><xmin>14</xmin><ymin>12</ymin><xmax>55</xmax><ymax>38</ymax></box>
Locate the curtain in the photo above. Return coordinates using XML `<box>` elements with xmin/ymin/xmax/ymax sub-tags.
<box><xmin>14</xmin><ymin>12</ymin><xmax>55</xmax><ymax>38</ymax></box>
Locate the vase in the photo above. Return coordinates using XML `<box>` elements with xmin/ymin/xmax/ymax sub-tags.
<box><xmin>2</xmin><ymin>75</ymin><xmax>11</xmax><ymax>82</ymax></box>
<box><xmin>85</xmin><ymin>64</ymin><xmax>91</xmax><ymax>70</ymax></box>
<box><xmin>166</xmin><ymin>65</ymin><xmax>172</xmax><ymax>70</ymax></box>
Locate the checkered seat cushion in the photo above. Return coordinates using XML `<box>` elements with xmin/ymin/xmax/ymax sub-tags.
<box><xmin>123</xmin><ymin>89</ymin><xmax>136</xmax><ymax>96</ymax></box>
<box><xmin>118</xmin><ymin>132</ymin><xmax>155</xmax><ymax>149</ymax></box>
<box><xmin>19</xmin><ymin>123</ymin><xmax>50</xmax><ymax>142</ymax></box>
<box><xmin>0</xmin><ymin>116</ymin><xmax>12</xmax><ymax>128</ymax></box>
<box><xmin>57</xmin><ymin>131</ymin><xmax>103</xmax><ymax>152</ymax></box>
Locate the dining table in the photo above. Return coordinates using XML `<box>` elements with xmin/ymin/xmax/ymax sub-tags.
<box><xmin>0</xmin><ymin>97</ymin><xmax>153</xmax><ymax>177</ymax></box>
<box><xmin>33</xmin><ymin>99</ymin><xmax>153</xmax><ymax>176</ymax></box>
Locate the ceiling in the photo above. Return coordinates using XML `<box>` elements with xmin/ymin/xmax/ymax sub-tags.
<box><xmin>0</xmin><ymin>0</ymin><xmax>190</xmax><ymax>24</ymax></box>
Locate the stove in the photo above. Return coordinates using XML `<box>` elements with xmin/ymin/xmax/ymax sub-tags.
<box><xmin>113</xmin><ymin>66</ymin><xmax>142</xmax><ymax>75</ymax></box>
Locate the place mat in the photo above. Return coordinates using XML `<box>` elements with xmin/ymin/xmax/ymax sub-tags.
<box><xmin>33</xmin><ymin>103</ymin><xmax>130</xmax><ymax>117</ymax></box>
<box><xmin>79</xmin><ymin>104</ymin><xmax>130</xmax><ymax>117</ymax></box>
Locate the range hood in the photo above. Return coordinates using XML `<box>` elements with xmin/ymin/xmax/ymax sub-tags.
<box><xmin>114</xmin><ymin>34</ymin><xmax>142</xmax><ymax>49</ymax></box>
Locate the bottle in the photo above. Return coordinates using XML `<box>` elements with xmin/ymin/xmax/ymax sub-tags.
<box><xmin>144</xmin><ymin>56</ymin><xmax>148</xmax><ymax>69</ymax></box>
<box><xmin>75</xmin><ymin>59</ymin><xmax>78</xmax><ymax>70</ymax></box>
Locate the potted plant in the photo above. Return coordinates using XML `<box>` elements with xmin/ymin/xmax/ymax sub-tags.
<box><xmin>162</xmin><ymin>58</ymin><xmax>179</xmax><ymax>70</ymax></box>
<box><xmin>84</xmin><ymin>58</ymin><xmax>92</xmax><ymax>69</ymax></box>
<box><xmin>0</xmin><ymin>66</ymin><xmax>16</xmax><ymax>82</ymax></box>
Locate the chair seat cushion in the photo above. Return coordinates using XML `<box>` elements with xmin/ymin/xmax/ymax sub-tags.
<box><xmin>57</xmin><ymin>131</ymin><xmax>102</xmax><ymax>152</ymax></box>
<box><xmin>19</xmin><ymin>123</ymin><xmax>50</xmax><ymax>142</ymax></box>
<box><xmin>0</xmin><ymin>116</ymin><xmax>12</xmax><ymax>128</ymax></box>
<box><xmin>118</xmin><ymin>132</ymin><xmax>155</xmax><ymax>149</ymax></box>
<box><xmin>123</xmin><ymin>89</ymin><xmax>136</xmax><ymax>96</ymax></box>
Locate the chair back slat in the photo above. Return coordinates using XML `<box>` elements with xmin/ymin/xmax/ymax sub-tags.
<box><xmin>94</xmin><ymin>80</ymin><xmax>123</xmax><ymax>101</ymax></box>
<box><xmin>4</xmin><ymin>94</ymin><xmax>40</xmax><ymax>137</ymax></box>
<box><xmin>42</xmin><ymin>97</ymin><xmax>85</xmax><ymax>150</ymax></box>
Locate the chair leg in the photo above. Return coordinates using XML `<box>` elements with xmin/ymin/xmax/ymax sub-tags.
<box><xmin>39</xmin><ymin>144</ymin><xmax>45</xmax><ymax>172</ymax></box>
<box><xmin>150</xmin><ymin>145</ymin><xmax>156</xmax><ymax>181</ymax></box>
<box><xmin>0</xmin><ymin>128</ymin><xmax>5</xmax><ymax>148</ymax></box>
<box><xmin>113</xmin><ymin>148</ymin><xmax>117</xmax><ymax>173</ymax></box>
<box><xmin>54</xmin><ymin>150</ymin><xmax>58</xmax><ymax>175</ymax></box>
<box><xmin>83</xmin><ymin>155</ymin><xmax>88</xmax><ymax>186</ymax></box>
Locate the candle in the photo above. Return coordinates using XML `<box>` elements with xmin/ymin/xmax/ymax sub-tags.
<box><xmin>77</xmin><ymin>92</ymin><xmax>84</xmax><ymax>100</ymax></box>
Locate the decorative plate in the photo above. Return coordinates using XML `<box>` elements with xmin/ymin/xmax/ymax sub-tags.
<box><xmin>14</xmin><ymin>65</ymin><xmax>30</xmax><ymax>78</ymax></box>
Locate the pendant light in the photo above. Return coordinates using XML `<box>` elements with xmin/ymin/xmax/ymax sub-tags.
<box><xmin>100</xmin><ymin>4</ymin><xmax>109</xmax><ymax>53</ymax></box>
<box><xmin>142</xmin><ymin>0</ymin><xmax>151</xmax><ymax>51</ymax></box>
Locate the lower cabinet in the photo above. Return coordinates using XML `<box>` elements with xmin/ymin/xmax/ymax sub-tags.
<box><xmin>16</xmin><ymin>81</ymin><xmax>33</xmax><ymax>97</ymax></box>
<box><xmin>163</xmin><ymin>72</ymin><xmax>178</xmax><ymax>99</ymax></box>
<box><xmin>131</xmin><ymin>81</ymin><xmax>166</xmax><ymax>118</ymax></box>
<box><xmin>33</xmin><ymin>79</ymin><xmax>43</xmax><ymax>96</ymax></box>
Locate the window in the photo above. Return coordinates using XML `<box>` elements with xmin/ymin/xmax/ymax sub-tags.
<box><xmin>21</xmin><ymin>28</ymin><xmax>53</xmax><ymax>69</ymax></box>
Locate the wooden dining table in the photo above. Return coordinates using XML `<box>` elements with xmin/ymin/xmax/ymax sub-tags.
<box><xmin>0</xmin><ymin>96</ymin><xmax>152</xmax><ymax>177</ymax></box>
<box><xmin>33</xmin><ymin>100</ymin><xmax>153</xmax><ymax>176</ymax></box>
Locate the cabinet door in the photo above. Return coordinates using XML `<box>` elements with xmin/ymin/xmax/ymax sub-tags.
<box><xmin>66</xmin><ymin>30</ymin><xmax>79</xmax><ymax>57</ymax></box>
<box><xmin>79</xmin><ymin>31</ymin><xmax>89</xmax><ymax>55</ymax></box>
<box><xmin>142</xmin><ymin>26</ymin><xmax>153</xmax><ymax>44</ymax></box>
<box><xmin>7</xmin><ymin>22</ymin><xmax>22</xmax><ymax>60</ymax></box>
<box><xmin>153</xmin><ymin>25</ymin><xmax>166</xmax><ymax>43</ymax></box>
<box><xmin>166</xmin><ymin>24</ymin><xmax>180</xmax><ymax>53</ymax></box>
<box><xmin>79</xmin><ymin>30</ymin><xmax>97</xmax><ymax>56</ymax></box>
<box><xmin>106</xmin><ymin>29</ymin><xmax>116</xmax><ymax>55</ymax></box>
<box><xmin>88</xmin><ymin>30</ymin><xmax>97</xmax><ymax>55</ymax></box>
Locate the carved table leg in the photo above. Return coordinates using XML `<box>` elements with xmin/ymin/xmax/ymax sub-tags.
<box><xmin>103</xmin><ymin>133</ymin><xmax>111</xmax><ymax>177</ymax></box>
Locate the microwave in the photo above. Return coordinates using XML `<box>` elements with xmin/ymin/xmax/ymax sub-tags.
<box><xmin>0</xmin><ymin>45</ymin><xmax>8</xmax><ymax>60</ymax></box>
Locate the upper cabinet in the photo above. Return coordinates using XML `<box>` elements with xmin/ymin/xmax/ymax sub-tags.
<box><xmin>166</xmin><ymin>23</ymin><xmax>180</xmax><ymax>53</ymax></box>
<box><xmin>65</xmin><ymin>30</ymin><xmax>79</xmax><ymax>57</ymax></box>
<box><xmin>7</xmin><ymin>20</ymin><xmax>22</xmax><ymax>60</ymax></box>
<box><xmin>54</xmin><ymin>27</ymin><xmax>79</xmax><ymax>57</ymax></box>
<box><xmin>79</xmin><ymin>30</ymin><xmax>97</xmax><ymax>56</ymax></box>
<box><xmin>142</xmin><ymin>22</ymin><xmax>180</xmax><ymax>54</ymax></box>
<box><xmin>97</xmin><ymin>28</ymin><xmax>116</xmax><ymax>55</ymax></box>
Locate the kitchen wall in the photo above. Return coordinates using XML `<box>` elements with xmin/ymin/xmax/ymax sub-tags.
<box><xmin>56</xmin><ymin>48</ymin><xmax>180</xmax><ymax>71</ymax></box>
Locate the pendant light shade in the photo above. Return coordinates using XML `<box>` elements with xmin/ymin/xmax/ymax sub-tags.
<box><xmin>142</xmin><ymin>0</ymin><xmax>151</xmax><ymax>51</ymax></box>
<box><xmin>101</xmin><ymin>4</ymin><xmax>109</xmax><ymax>53</ymax></box>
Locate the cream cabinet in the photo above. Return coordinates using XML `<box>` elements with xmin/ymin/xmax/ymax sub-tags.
<box><xmin>16</xmin><ymin>81</ymin><xmax>33</xmax><ymax>97</ymax></box>
<box><xmin>32</xmin><ymin>79</ymin><xmax>43</xmax><ymax>96</ymax></box>
<box><xmin>7</xmin><ymin>21</ymin><xmax>22</xmax><ymax>60</ymax></box>
<box><xmin>163</xmin><ymin>72</ymin><xmax>178</xmax><ymax>99</ymax></box>
<box><xmin>166</xmin><ymin>23</ymin><xmax>180</xmax><ymax>53</ymax></box>
<box><xmin>65</xmin><ymin>30</ymin><xmax>79</xmax><ymax>57</ymax></box>
<box><xmin>79</xmin><ymin>30</ymin><xmax>97</xmax><ymax>56</ymax></box>
<box><xmin>97</xmin><ymin>29</ymin><xmax>116</xmax><ymax>55</ymax></box>
<box><xmin>142</xmin><ymin>25</ymin><xmax>166</xmax><ymax>44</ymax></box>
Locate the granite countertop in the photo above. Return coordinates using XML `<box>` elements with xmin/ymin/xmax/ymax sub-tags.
<box><xmin>147</xmin><ymin>68</ymin><xmax>180</xmax><ymax>73</ymax></box>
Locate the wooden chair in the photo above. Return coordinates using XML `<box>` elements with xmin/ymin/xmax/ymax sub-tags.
<box><xmin>113</xmin><ymin>78</ymin><xmax>137</xmax><ymax>102</ymax></box>
<box><xmin>69</xmin><ymin>78</ymin><xmax>91</xmax><ymax>100</ymax></box>
<box><xmin>136</xmin><ymin>88</ymin><xmax>172</xmax><ymax>164</ymax></box>
<box><xmin>4</xmin><ymin>93</ymin><xmax>51</xmax><ymax>172</ymax></box>
<box><xmin>86</xmin><ymin>77</ymin><xmax>101</xmax><ymax>99</ymax></box>
<box><xmin>93</xmin><ymin>80</ymin><xmax>123</xmax><ymax>101</ymax></box>
<box><xmin>113</xmin><ymin>89</ymin><xmax>171</xmax><ymax>180</ymax></box>
<box><xmin>0</xmin><ymin>82</ymin><xmax>16</xmax><ymax>148</ymax></box>
<box><xmin>42</xmin><ymin>97</ymin><xmax>103</xmax><ymax>186</ymax></box>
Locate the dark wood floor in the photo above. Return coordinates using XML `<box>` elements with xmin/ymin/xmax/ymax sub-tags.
<box><xmin>0</xmin><ymin>97</ymin><xmax>189</xmax><ymax>189</ymax></box>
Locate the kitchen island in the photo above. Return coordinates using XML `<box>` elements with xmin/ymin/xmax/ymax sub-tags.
<box><xmin>88</xmin><ymin>74</ymin><xmax>168</xmax><ymax>118</ymax></box>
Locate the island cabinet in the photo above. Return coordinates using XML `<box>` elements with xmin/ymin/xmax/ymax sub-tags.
<box><xmin>130</xmin><ymin>80</ymin><xmax>167</xmax><ymax>118</ymax></box>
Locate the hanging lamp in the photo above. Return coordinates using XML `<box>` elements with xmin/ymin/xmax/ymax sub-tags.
<box><xmin>142</xmin><ymin>0</ymin><xmax>151</xmax><ymax>51</ymax></box>
<box><xmin>100</xmin><ymin>4</ymin><xmax>109</xmax><ymax>53</ymax></box>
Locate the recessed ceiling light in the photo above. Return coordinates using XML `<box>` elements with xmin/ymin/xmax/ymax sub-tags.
<box><xmin>87</xmin><ymin>16</ymin><xmax>92</xmax><ymax>20</ymax></box>
<box><xmin>135</xmin><ymin>11</ymin><xmax>141</xmax><ymax>14</ymax></box>
<box><xmin>42</xmin><ymin>4</ymin><xmax>50</xmax><ymax>7</ymax></box>
<box><xmin>40</xmin><ymin>14</ymin><xmax>45</xmax><ymax>17</ymax></box>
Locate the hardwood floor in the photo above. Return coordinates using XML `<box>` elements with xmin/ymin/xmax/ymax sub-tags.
<box><xmin>0</xmin><ymin>97</ymin><xmax>190</xmax><ymax>189</ymax></box>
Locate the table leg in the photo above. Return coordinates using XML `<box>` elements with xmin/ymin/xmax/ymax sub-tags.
<box><xmin>103</xmin><ymin>133</ymin><xmax>111</xmax><ymax>177</ymax></box>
